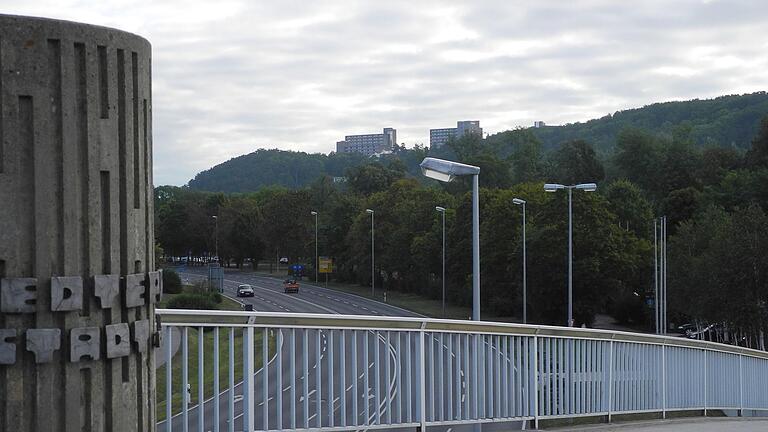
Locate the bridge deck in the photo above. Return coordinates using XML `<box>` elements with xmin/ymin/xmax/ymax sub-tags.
<box><xmin>546</xmin><ymin>417</ymin><xmax>768</xmax><ymax>431</ymax></box>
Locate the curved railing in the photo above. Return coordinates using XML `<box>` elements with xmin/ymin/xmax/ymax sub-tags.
<box><xmin>156</xmin><ymin>310</ymin><xmax>768</xmax><ymax>431</ymax></box>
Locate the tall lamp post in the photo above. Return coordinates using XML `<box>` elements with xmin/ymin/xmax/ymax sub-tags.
<box><xmin>211</xmin><ymin>215</ymin><xmax>219</xmax><ymax>263</ymax></box>
<box><xmin>512</xmin><ymin>198</ymin><xmax>527</xmax><ymax>324</ymax></box>
<box><xmin>420</xmin><ymin>157</ymin><xmax>481</xmax><ymax>321</ymax></box>
<box><xmin>436</xmin><ymin>206</ymin><xmax>447</xmax><ymax>318</ymax></box>
<box><xmin>366</xmin><ymin>209</ymin><xmax>375</xmax><ymax>298</ymax></box>
<box><xmin>311</xmin><ymin>211</ymin><xmax>318</xmax><ymax>283</ymax></box>
<box><xmin>543</xmin><ymin>182</ymin><xmax>597</xmax><ymax>327</ymax></box>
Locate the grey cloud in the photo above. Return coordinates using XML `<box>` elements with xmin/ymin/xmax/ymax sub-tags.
<box><xmin>3</xmin><ymin>0</ymin><xmax>767</xmax><ymax>185</ymax></box>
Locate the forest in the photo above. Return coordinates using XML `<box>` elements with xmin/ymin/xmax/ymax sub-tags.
<box><xmin>157</xmin><ymin>99</ymin><xmax>768</xmax><ymax>350</ymax></box>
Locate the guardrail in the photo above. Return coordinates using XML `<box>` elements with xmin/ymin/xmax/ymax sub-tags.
<box><xmin>155</xmin><ymin>310</ymin><xmax>768</xmax><ymax>431</ymax></box>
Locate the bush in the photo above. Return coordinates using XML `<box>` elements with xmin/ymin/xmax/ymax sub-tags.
<box><xmin>166</xmin><ymin>293</ymin><xmax>217</xmax><ymax>310</ymax></box>
<box><xmin>163</xmin><ymin>269</ymin><xmax>183</xmax><ymax>294</ymax></box>
<box><xmin>211</xmin><ymin>292</ymin><xmax>223</xmax><ymax>304</ymax></box>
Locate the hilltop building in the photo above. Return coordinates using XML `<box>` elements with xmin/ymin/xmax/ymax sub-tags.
<box><xmin>534</xmin><ymin>121</ymin><xmax>546</xmax><ymax>128</ymax></box>
<box><xmin>336</xmin><ymin>127</ymin><xmax>397</xmax><ymax>156</ymax></box>
<box><xmin>429</xmin><ymin>120</ymin><xmax>483</xmax><ymax>148</ymax></box>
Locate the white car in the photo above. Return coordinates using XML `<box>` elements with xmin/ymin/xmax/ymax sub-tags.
<box><xmin>237</xmin><ymin>284</ymin><xmax>254</xmax><ymax>297</ymax></box>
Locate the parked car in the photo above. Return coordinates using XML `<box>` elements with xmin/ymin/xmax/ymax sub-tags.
<box><xmin>283</xmin><ymin>279</ymin><xmax>300</xmax><ymax>294</ymax></box>
<box><xmin>237</xmin><ymin>284</ymin><xmax>254</xmax><ymax>297</ymax></box>
<box><xmin>676</xmin><ymin>323</ymin><xmax>697</xmax><ymax>337</ymax></box>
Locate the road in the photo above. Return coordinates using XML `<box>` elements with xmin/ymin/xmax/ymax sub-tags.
<box><xmin>158</xmin><ymin>267</ymin><xmax>522</xmax><ymax>432</ymax></box>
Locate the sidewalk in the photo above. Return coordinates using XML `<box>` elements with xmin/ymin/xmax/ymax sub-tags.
<box><xmin>545</xmin><ymin>417</ymin><xmax>768</xmax><ymax>431</ymax></box>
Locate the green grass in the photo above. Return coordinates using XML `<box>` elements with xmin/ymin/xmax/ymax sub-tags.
<box><xmin>156</xmin><ymin>286</ymin><xmax>272</xmax><ymax>422</ymax></box>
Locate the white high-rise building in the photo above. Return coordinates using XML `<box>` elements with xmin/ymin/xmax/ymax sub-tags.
<box><xmin>336</xmin><ymin>128</ymin><xmax>397</xmax><ymax>156</ymax></box>
<box><xmin>429</xmin><ymin>121</ymin><xmax>483</xmax><ymax>148</ymax></box>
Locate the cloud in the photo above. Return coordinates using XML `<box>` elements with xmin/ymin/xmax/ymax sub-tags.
<box><xmin>4</xmin><ymin>0</ymin><xmax>768</xmax><ymax>185</ymax></box>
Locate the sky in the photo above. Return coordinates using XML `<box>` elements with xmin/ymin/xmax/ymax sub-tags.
<box><xmin>3</xmin><ymin>1</ymin><xmax>768</xmax><ymax>185</ymax></box>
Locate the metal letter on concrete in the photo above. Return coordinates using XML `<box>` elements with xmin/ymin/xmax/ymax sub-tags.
<box><xmin>0</xmin><ymin>15</ymin><xmax>156</xmax><ymax>431</ymax></box>
<box><xmin>0</xmin><ymin>329</ymin><xmax>17</xmax><ymax>364</ymax></box>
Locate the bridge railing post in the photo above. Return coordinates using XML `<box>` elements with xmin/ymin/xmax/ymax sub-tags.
<box><xmin>532</xmin><ymin>334</ymin><xmax>539</xmax><ymax>430</ymax></box>
<box><xmin>661</xmin><ymin>343</ymin><xmax>667</xmax><ymax>419</ymax></box>
<box><xmin>738</xmin><ymin>354</ymin><xmax>743</xmax><ymax>417</ymax></box>
<box><xmin>703</xmin><ymin>349</ymin><xmax>708</xmax><ymax>416</ymax></box>
<box><xmin>418</xmin><ymin>323</ymin><xmax>427</xmax><ymax>432</ymax></box>
<box><xmin>243</xmin><ymin>327</ymin><xmax>255</xmax><ymax>432</ymax></box>
<box><xmin>607</xmin><ymin>339</ymin><xmax>614</xmax><ymax>423</ymax></box>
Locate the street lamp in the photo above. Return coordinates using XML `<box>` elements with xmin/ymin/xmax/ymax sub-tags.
<box><xmin>435</xmin><ymin>206</ymin><xmax>446</xmax><ymax>318</ymax></box>
<box><xmin>420</xmin><ymin>157</ymin><xmax>481</xmax><ymax>321</ymax></box>
<box><xmin>543</xmin><ymin>182</ymin><xmax>597</xmax><ymax>327</ymax></box>
<box><xmin>512</xmin><ymin>198</ymin><xmax>527</xmax><ymax>324</ymax></box>
<box><xmin>211</xmin><ymin>215</ymin><xmax>218</xmax><ymax>263</ymax></box>
<box><xmin>366</xmin><ymin>209</ymin><xmax>375</xmax><ymax>298</ymax></box>
<box><xmin>311</xmin><ymin>211</ymin><xmax>318</xmax><ymax>283</ymax></box>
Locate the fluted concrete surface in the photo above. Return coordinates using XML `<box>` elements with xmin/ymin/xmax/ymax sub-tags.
<box><xmin>0</xmin><ymin>14</ymin><xmax>157</xmax><ymax>432</ymax></box>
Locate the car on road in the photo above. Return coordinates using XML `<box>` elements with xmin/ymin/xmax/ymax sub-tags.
<box><xmin>284</xmin><ymin>279</ymin><xmax>300</xmax><ymax>294</ymax></box>
<box><xmin>237</xmin><ymin>284</ymin><xmax>254</xmax><ymax>297</ymax></box>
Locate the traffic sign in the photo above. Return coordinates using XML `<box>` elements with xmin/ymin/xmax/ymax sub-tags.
<box><xmin>319</xmin><ymin>257</ymin><xmax>333</xmax><ymax>273</ymax></box>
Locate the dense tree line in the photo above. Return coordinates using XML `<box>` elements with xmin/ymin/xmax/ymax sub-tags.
<box><xmin>531</xmin><ymin>91</ymin><xmax>768</xmax><ymax>153</ymax></box>
<box><xmin>157</xmin><ymin>112</ymin><xmax>768</xmax><ymax>349</ymax></box>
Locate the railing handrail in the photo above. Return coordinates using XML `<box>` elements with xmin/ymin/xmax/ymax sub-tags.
<box><xmin>156</xmin><ymin>308</ymin><xmax>768</xmax><ymax>361</ymax></box>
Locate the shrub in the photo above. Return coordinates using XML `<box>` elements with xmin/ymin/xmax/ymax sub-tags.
<box><xmin>163</xmin><ymin>269</ymin><xmax>183</xmax><ymax>294</ymax></box>
<box><xmin>211</xmin><ymin>292</ymin><xmax>223</xmax><ymax>304</ymax></box>
<box><xmin>166</xmin><ymin>293</ymin><xmax>217</xmax><ymax>310</ymax></box>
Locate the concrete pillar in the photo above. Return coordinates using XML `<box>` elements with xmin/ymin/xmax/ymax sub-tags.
<box><xmin>0</xmin><ymin>15</ymin><xmax>158</xmax><ymax>432</ymax></box>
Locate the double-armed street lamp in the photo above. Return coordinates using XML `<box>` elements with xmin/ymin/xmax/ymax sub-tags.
<box><xmin>543</xmin><ymin>182</ymin><xmax>597</xmax><ymax>327</ymax></box>
<box><xmin>420</xmin><ymin>157</ymin><xmax>481</xmax><ymax>321</ymax></box>
<box><xmin>311</xmin><ymin>211</ymin><xmax>318</xmax><ymax>283</ymax></box>
<box><xmin>435</xmin><ymin>206</ymin><xmax>446</xmax><ymax>318</ymax></box>
<box><xmin>366</xmin><ymin>209</ymin><xmax>375</xmax><ymax>298</ymax></box>
<box><xmin>512</xmin><ymin>198</ymin><xmax>527</xmax><ymax>324</ymax></box>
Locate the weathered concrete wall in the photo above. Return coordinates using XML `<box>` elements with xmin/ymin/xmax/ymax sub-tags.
<box><xmin>0</xmin><ymin>15</ymin><xmax>158</xmax><ymax>432</ymax></box>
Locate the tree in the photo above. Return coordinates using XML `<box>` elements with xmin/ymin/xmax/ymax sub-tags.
<box><xmin>346</xmin><ymin>163</ymin><xmax>404</xmax><ymax>196</ymax></box>
<box><xmin>550</xmin><ymin>140</ymin><xmax>605</xmax><ymax>185</ymax></box>
<box><xmin>670</xmin><ymin>205</ymin><xmax>768</xmax><ymax>348</ymax></box>
<box><xmin>745</xmin><ymin>115</ymin><xmax>768</xmax><ymax>168</ymax></box>
<box><xmin>661</xmin><ymin>187</ymin><xmax>701</xmax><ymax>232</ymax></box>
<box><xmin>613</xmin><ymin>127</ymin><xmax>664</xmax><ymax>197</ymax></box>
<box><xmin>603</xmin><ymin>179</ymin><xmax>654</xmax><ymax>238</ymax></box>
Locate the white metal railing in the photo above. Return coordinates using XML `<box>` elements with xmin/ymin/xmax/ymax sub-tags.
<box><xmin>155</xmin><ymin>310</ymin><xmax>768</xmax><ymax>431</ymax></box>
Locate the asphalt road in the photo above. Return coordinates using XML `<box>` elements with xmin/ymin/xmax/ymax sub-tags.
<box><xmin>158</xmin><ymin>267</ymin><xmax>523</xmax><ymax>432</ymax></box>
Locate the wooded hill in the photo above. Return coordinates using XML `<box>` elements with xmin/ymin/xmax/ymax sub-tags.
<box><xmin>185</xmin><ymin>92</ymin><xmax>768</xmax><ymax>193</ymax></box>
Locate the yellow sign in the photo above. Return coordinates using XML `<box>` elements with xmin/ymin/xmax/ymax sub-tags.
<box><xmin>319</xmin><ymin>257</ymin><xmax>333</xmax><ymax>273</ymax></box>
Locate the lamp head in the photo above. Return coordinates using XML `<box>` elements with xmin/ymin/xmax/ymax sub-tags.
<box><xmin>365</xmin><ymin>209</ymin><xmax>374</xmax><ymax>214</ymax></box>
<box><xmin>544</xmin><ymin>183</ymin><xmax>564</xmax><ymax>193</ymax></box>
<box><xmin>576</xmin><ymin>183</ymin><xmax>597</xmax><ymax>192</ymax></box>
<box><xmin>512</xmin><ymin>198</ymin><xmax>526</xmax><ymax>205</ymax></box>
<box><xmin>311</xmin><ymin>211</ymin><xmax>318</xmax><ymax>216</ymax></box>
<box><xmin>420</xmin><ymin>157</ymin><xmax>480</xmax><ymax>183</ymax></box>
<box><xmin>435</xmin><ymin>206</ymin><xmax>446</xmax><ymax>212</ymax></box>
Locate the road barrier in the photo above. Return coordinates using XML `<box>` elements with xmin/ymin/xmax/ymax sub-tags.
<box><xmin>156</xmin><ymin>310</ymin><xmax>768</xmax><ymax>431</ymax></box>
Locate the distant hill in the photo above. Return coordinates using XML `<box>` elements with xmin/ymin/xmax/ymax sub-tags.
<box><xmin>186</xmin><ymin>92</ymin><xmax>768</xmax><ymax>192</ymax></box>
<box><xmin>187</xmin><ymin>149</ymin><xmax>368</xmax><ymax>192</ymax></box>
<box><xmin>529</xmin><ymin>92</ymin><xmax>768</xmax><ymax>152</ymax></box>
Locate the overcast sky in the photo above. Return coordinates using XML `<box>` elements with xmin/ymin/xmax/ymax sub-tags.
<box><xmin>4</xmin><ymin>1</ymin><xmax>768</xmax><ymax>185</ymax></box>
